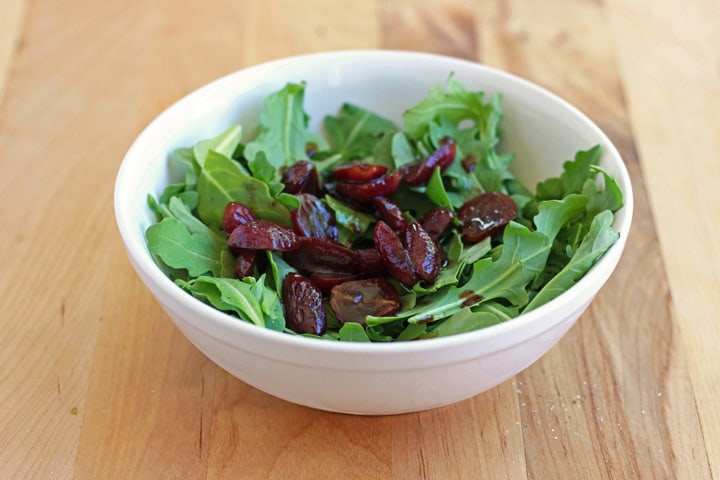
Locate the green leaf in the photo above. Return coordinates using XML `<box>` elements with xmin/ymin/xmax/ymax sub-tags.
<box><xmin>459</xmin><ymin>237</ymin><xmax>491</xmax><ymax>265</ymax></box>
<box><xmin>324</xmin><ymin>194</ymin><xmax>376</xmax><ymax>237</ymax></box>
<box><xmin>324</xmin><ymin>103</ymin><xmax>397</xmax><ymax>162</ymax></box>
<box><xmin>403</xmin><ymin>76</ymin><xmax>502</xmax><ymax>140</ymax></box>
<box><xmin>396</xmin><ymin>322</ymin><xmax>428</xmax><ymax>341</ymax></box>
<box><xmin>181</xmin><ymin>276</ymin><xmax>266</xmax><ymax>327</ymax></box>
<box><xmin>197</xmin><ymin>150</ymin><xmax>292</xmax><ymax>228</ymax></box>
<box><xmin>265</xmin><ymin>251</ymin><xmax>296</xmax><ymax>293</ymax></box>
<box><xmin>584</xmin><ymin>165</ymin><xmax>624</xmax><ymax>215</ymax></box>
<box><xmin>459</xmin><ymin>222</ymin><xmax>550</xmax><ymax>307</ymax></box>
<box><xmin>433</xmin><ymin>302</ymin><xmax>516</xmax><ymax>337</ymax></box>
<box><xmin>243</xmin><ymin>82</ymin><xmax>312</xmax><ymax>170</ymax></box>
<box><xmin>474</xmin><ymin>150</ymin><xmax>516</xmax><ymax>194</ymax></box>
<box><xmin>193</xmin><ymin>125</ymin><xmax>243</xmax><ymax>167</ymax></box>
<box><xmin>533</xmin><ymin>194</ymin><xmax>588</xmax><ymax>241</ymax></box>
<box><xmin>167</xmin><ymin>196</ymin><xmax>225</xmax><ymax>246</ymax></box>
<box><xmin>426</xmin><ymin>167</ymin><xmax>454</xmax><ymax>208</ymax></box>
<box><xmin>219</xmin><ymin>248</ymin><xmax>236</xmax><ymax>278</ymax></box>
<box><xmin>390</xmin><ymin>132</ymin><xmax>418</xmax><ymax>168</ymax></box>
<box><xmin>537</xmin><ymin>145</ymin><xmax>601</xmax><ymax>199</ymax></box>
<box><xmin>247</xmin><ymin>150</ymin><xmax>277</xmax><ymax>184</ymax></box>
<box><xmin>525</xmin><ymin>210</ymin><xmax>619</xmax><ymax>311</ymax></box>
<box><xmin>245</xmin><ymin>274</ymin><xmax>285</xmax><ymax>331</ymax></box>
<box><xmin>146</xmin><ymin>217</ymin><xmax>223</xmax><ymax>277</ymax></box>
<box><xmin>370</xmin><ymin>131</ymin><xmax>397</xmax><ymax>170</ymax></box>
<box><xmin>172</xmin><ymin>147</ymin><xmax>200</xmax><ymax>188</ymax></box>
<box><xmin>338</xmin><ymin>322</ymin><xmax>372</xmax><ymax>342</ymax></box>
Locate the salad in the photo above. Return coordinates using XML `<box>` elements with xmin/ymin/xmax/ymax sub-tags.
<box><xmin>146</xmin><ymin>77</ymin><xmax>623</xmax><ymax>342</ymax></box>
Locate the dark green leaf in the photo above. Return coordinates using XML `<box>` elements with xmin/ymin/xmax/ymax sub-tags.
<box><xmin>338</xmin><ymin>322</ymin><xmax>372</xmax><ymax>342</ymax></box>
<box><xmin>181</xmin><ymin>276</ymin><xmax>266</xmax><ymax>327</ymax></box>
<box><xmin>193</xmin><ymin>125</ymin><xmax>243</xmax><ymax>167</ymax></box>
<box><xmin>243</xmin><ymin>82</ymin><xmax>312</xmax><ymax>170</ymax></box>
<box><xmin>525</xmin><ymin>210</ymin><xmax>619</xmax><ymax>311</ymax></box>
<box><xmin>324</xmin><ymin>194</ymin><xmax>376</xmax><ymax>237</ymax></box>
<box><xmin>426</xmin><ymin>167</ymin><xmax>454</xmax><ymax>208</ymax></box>
<box><xmin>324</xmin><ymin>103</ymin><xmax>397</xmax><ymax>162</ymax></box>
<box><xmin>197</xmin><ymin>150</ymin><xmax>292</xmax><ymax>228</ymax></box>
<box><xmin>146</xmin><ymin>217</ymin><xmax>224</xmax><ymax>277</ymax></box>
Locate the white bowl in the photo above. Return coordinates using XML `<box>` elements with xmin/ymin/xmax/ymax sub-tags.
<box><xmin>115</xmin><ymin>50</ymin><xmax>633</xmax><ymax>415</ymax></box>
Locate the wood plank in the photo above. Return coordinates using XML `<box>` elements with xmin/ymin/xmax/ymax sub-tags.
<box><xmin>476</xmin><ymin>0</ymin><xmax>712</xmax><ymax>477</ymax></box>
<box><xmin>0</xmin><ymin>0</ymin><xmax>24</xmax><ymax>103</ymax></box>
<box><xmin>604</xmin><ymin>0</ymin><xmax>720</xmax><ymax>474</ymax></box>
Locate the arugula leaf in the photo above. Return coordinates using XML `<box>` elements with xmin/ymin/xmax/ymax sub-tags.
<box><xmin>390</xmin><ymin>132</ymin><xmax>417</xmax><ymax>168</ymax></box>
<box><xmin>265</xmin><ymin>251</ymin><xmax>296</xmax><ymax>293</ymax></box>
<box><xmin>534</xmin><ymin>194</ymin><xmax>588</xmax><ymax>241</ymax></box>
<box><xmin>167</xmin><ymin>196</ymin><xmax>225</xmax><ymax>244</ymax></box>
<box><xmin>243</xmin><ymin>82</ymin><xmax>312</xmax><ymax>171</ymax></box>
<box><xmin>525</xmin><ymin>210</ymin><xmax>619</xmax><ymax>311</ymax></box>
<box><xmin>403</xmin><ymin>76</ymin><xmax>502</xmax><ymax>140</ymax></box>
<box><xmin>171</xmin><ymin>147</ymin><xmax>200</xmax><ymax>188</ymax></box>
<box><xmin>459</xmin><ymin>237</ymin><xmax>492</xmax><ymax>265</ymax></box>
<box><xmin>244</xmin><ymin>274</ymin><xmax>285</xmax><ymax>331</ymax></box>
<box><xmin>324</xmin><ymin>194</ymin><xmax>376</xmax><ymax>237</ymax></box>
<box><xmin>146</xmin><ymin>217</ymin><xmax>224</xmax><ymax>277</ymax></box>
<box><xmin>338</xmin><ymin>322</ymin><xmax>372</xmax><ymax>342</ymax></box>
<box><xmin>537</xmin><ymin>145</ymin><xmax>601</xmax><ymax>199</ymax></box>
<box><xmin>324</xmin><ymin>103</ymin><xmax>397</xmax><ymax>162</ymax></box>
<box><xmin>180</xmin><ymin>276</ymin><xmax>266</xmax><ymax>327</ymax></box>
<box><xmin>458</xmin><ymin>222</ymin><xmax>549</xmax><ymax>307</ymax></box>
<box><xmin>197</xmin><ymin>150</ymin><xmax>292</xmax><ymax>228</ymax></box>
<box><xmin>474</xmin><ymin>149</ymin><xmax>517</xmax><ymax>194</ymax></box>
<box><xmin>432</xmin><ymin>302</ymin><xmax>518</xmax><ymax>336</ymax></box>
<box><xmin>192</xmin><ymin>124</ymin><xmax>243</xmax><ymax>167</ymax></box>
<box><xmin>584</xmin><ymin>165</ymin><xmax>624</xmax><ymax>215</ymax></box>
<box><xmin>370</xmin><ymin>132</ymin><xmax>397</xmax><ymax>170</ymax></box>
<box><xmin>426</xmin><ymin>167</ymin><xmax>454</xmax><ymax>208</ymax></box>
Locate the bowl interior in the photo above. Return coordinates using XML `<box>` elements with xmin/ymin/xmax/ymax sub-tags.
<box><xmin>115</xmin><ymin>50</ymin><xmax>633</xmax><ymax>354</ymax></box>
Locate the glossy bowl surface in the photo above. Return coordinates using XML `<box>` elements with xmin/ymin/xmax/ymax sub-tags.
<box><xmin>115</xmin><ymin>50</ymin><xmax>633</xmax><ymax>415</ymax></box>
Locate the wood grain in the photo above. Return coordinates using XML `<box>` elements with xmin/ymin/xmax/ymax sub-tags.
<box><xmin>476</xmin><ymin>0</ymin><xmax>709</xmax><ymax>477</ymax></box>
<box><xmin>605</xmin><ymin>0</ymin><xmax>720</xmax><ymax>474</ymax></box>
<box><xmin>0</xmin><ymin>0</ymin><xmax>24</xmax><ymax>103</ymax></box>
<box><xmin>0</xmin><ymin>0</ymin><xmax>717</xmax><ymax>478</ymax></box>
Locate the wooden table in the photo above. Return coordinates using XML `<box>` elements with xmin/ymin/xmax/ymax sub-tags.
<box><xmin>1</xmin><ymin>0</ymin><xmax>718</xmax><ymax>478</ymax></box>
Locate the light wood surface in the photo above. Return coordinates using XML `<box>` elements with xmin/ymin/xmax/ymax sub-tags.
<box><xmin>1</xmin><ymin>0</ymin><xmax>718</xmax><ymax>478</ymax></box>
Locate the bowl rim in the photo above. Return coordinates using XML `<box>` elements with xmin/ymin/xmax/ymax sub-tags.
<box><xmin>114</xmin><ymin>49</ymin><xmax>634</xmax><ymax>356</ymax></box>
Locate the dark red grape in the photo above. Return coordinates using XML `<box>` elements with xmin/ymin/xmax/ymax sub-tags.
<box><xmin>332</xmin><ymin>162</ymin><xmax>388</xmax><ymax>182</ymax></box>
<box><xmin>329</xmin><ymin>278</ymin><xmax>400</xmax><ymax>326</ymax></box>
<box><xmin>233</xmin><ymin>249</ymin><xmax>257</xmax><ymax>278</ymax></box>
<box><xmin>404</xmin><ymin>221</ymin><xmax>440</xmax><ymax>283</ymax></box>
<box><xmin>374</xmin><ymin>221</ymin><xmax>417</xmax><ymax>287</ymax></box>
<box><xmin>283</xmin><ymin>237</ymin><xmax>358</xmax><ymax>275</ymax></box>
<box><xmin>457</xmin><ymin>192</ymin><xmax>517</xmax><ymax>243</ymax></box>
<box><xmin>420</xmin><ymin>207</ymin><xmax>455</xmax><ymax>241</ymax></box>
<box><xmin>222</xmin><ymin>202</ymin><xmax>255</xmax><ymax>235</ymax></box>
<box><xmin>227</xmin><ymin>220</ymin><xmax>300</xmax><ymax>252</ymax></box>
<box><xmin>335</xmin><ymin>170</ymin><xmax>402</xmax><ymax>202</ymax></box>
<box><xmin>401</xmin><ymin>142</ymin><xmax>456</xmax><ymax>186</ymax></box>
<box><xmin>355</xmin><ymin>248</ymin><xmax>388</xmax><ymax>276</ymax></box>
<box><xmin>372</xmin><ymin>196</ymin><xmax>408</xmax><ymax>231</ymax></box>
<box><xmin>282</xmin><ymin>273</ymin><xmax>327</xmax><ymax>335</ymax></box>
<box><xmin>282</xmin><ymin>160</ymin><xmax>319</xmax><ymax>195</ymax></box>
<box><xmin>309</xmin><ymin>272</ymin><xmax>363</xmax><ymax>295</ymax></box>
<box><xmin>291</xmin><ymin>194</ymin><xmax>338</xmax><ymax>241</ymax></box>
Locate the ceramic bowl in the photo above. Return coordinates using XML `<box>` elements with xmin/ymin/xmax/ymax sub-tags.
<box><xmin>115</xmin><ymin>50</ymin><xmax>633</xmax><ymax>415</ymax></box>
